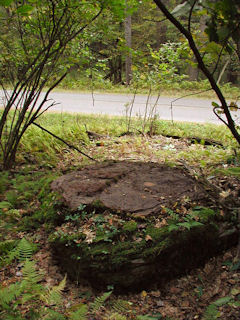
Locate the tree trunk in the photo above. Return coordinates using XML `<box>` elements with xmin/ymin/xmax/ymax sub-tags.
<box><xmin>187</xmin><ymin>60</ymin><xmax>198</xmax><ymax>81</ymax></box>
<box><xmin>124</xmin><ymin>10</ymin><xmax>132</xmax><ymax>86</ymax></box>
<box><xmin>156</xmin><ymin>20</ymin><xmax>167</xmax><ymax>49</ymax></box>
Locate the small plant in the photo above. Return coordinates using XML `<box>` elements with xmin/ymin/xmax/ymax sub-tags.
<box><xmin>122</xmin><ymin>220</ymin><xmax>138</xmax><ymax>233</ymax></box>
<box><xmin>166</xmin><ymin>208</ymin><xmax>203</xmax><ymax>232</ymax></box>
<box><xmin>65</xmin><ymin>213</ymin><xmax>81</xmax><ymax>222</ymax></box>
<box><xmin>203</xmin><ymin>295</ymin><xmax>239</xmax><ymax>320</ymax></box>
<box><xmin>190</xmin><ymin>206</ymin><xmax>216</xmax><ymax>222</ymax></box>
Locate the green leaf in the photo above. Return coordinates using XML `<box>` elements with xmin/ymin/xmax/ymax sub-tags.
<box><xmin>168</xmin><ymin>224</ymin><xmax>179</xmax><ymax>232</ymax></box>
<box><xmin>17</xmin><ymin>4</ymin><xmax>33</xmax><ymax>15</ymax></box>
<box><xmin>217</xmin><ymin>26</ymin><xmax>230</xmax><ymax>41</ymax></box>
<box><xmin>0</xmin><ymin>201</ymin><xmax>13</xmax><ymax>209</ymax></box>
<box><xmin>212</xmin><ymin>101</ymin><xmax>220</xmax><ymax>107</ymax></box>
<box><xmin>0</xmin><ymin>0</ymin><xmax>14</xmax><ymax>6</ymax></box>
<box><xmin>203</xmin><ymin>304</ymin><xmax>220</xmax><ymax>320</ymax></box>
<box><xmin>69</xmin><ymin>304</ymin><xmax>88</xmax><ymax>320</ymax></box>
<box><xmin>231</xmin><ymin>259</ymin><xmax>240</xmax><ymax>271</ymax></box>
<box><xmin>213</xmin><ymin>296</ymin><xmax>232</xmax><ymax>306</ymax></box>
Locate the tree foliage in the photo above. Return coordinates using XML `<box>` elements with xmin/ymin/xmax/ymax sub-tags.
<box><xmin>153</xmin><ymin>0</ymin><xmax>240</xmax><ymax>145</ymax></box>
<box><xmin>0</xmin><ymin>0</ymin><xmax>126</xmax><ymax>169</ymax></box>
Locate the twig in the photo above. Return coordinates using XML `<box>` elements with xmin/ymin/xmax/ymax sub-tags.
<box><xmin>127</xmin><ymin>84</ymin><xmax>138</xmax><ymax>132</ymax></box>
<box><xmin>170</xmin><ymin>88</ymin><xmax>212</xmax><ymax>123</ymax></box>
<box><xmin>32</xmin><ymin>122</ymin><xmax>97</xmax><ymax>162</ymax></box>
<box><xmin>213</xmin><ymin>106</ymin><xmax>229</xmax><ymax>127</ymax></box>
<box><xmin>217</xmin><ymin>58</ymin><xmax>230</xmax><ymax>85</ymax></box>
<box><xmin>188</xmin><ymin>0</ymin><xmax>198</xmax><ymax>32</ymax></box>
<box><xmin>142</xmin><ymin>86</ymin><xmax>152</xmax><ymax>133</ymax></box>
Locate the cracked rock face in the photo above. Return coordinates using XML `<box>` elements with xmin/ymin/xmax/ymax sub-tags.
<box><xmin>51</xmin><ymin>161</ymin><xmax>206</xmax><ymax>216</ymax></box>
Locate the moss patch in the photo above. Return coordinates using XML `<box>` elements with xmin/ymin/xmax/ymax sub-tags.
<box><xmin>49</xmin><ymin>202</ymin><xmax>238</xmax><ymax>292</ymax></box>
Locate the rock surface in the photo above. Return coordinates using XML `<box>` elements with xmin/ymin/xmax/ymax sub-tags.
<box><xmin>51</xmin><ymin>161</ymin><xmax>206</xmax><ymax>216</ymax></box>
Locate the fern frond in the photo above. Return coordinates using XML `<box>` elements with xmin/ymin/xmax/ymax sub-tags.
<box><xmin>1</xmin><ymin>247</ymin><xmax>18</xmax><ymax>266</ymax></box>
<box><xmin>21</xmin><ymin>259</ymin><xmax>42</xmax><ymax>285</ymax></box>
<box><xmin>2</xmin><ymin>238</ymin><xmax>35</xmax><ymax>266</ymax></box>
<box><xmin>17</xmin><ymin>238</ymin><xmax>34</xmax><ymax>261</ymax></box>
<box><xmin>112</xmin><ymin>299</ymin><xmax>131</xmax><ymax>314</ymax></box>
<box><xmin>203</xmin><ymin>304</ymin><xmax>220</xmax><ymax>320</ymax></box>
<box><xmin>90</xmin><ymin>291</ymin><xmax>112</xmax><ymax>312</ymax></box>
<box><xmin>104</xmin><ymin>311</ymin><xmax>127</xmax><ymax>320</ymax></box>
<box><xmin>0</xmin><ymin>240</ymin><xmax>15</xmax><ymax>255</ymax></box>
<box><xmin>44</xmin><ymin>274</ymin><xmax>67</xmax><ymax>305</ymax></box>
<box><xmin>69</xmin><ymin>304</ymin><xmax>88</xmax><ymax>320</ymax></box>
<box><xmin>0</xmin><ymin>282</ymin><xmax>23</xmax><ymax>306</ymax></box>
<box><xmin>41</xmin><ymin>309</ymin><xmax>66</xmax><ymax>320</ymax></box>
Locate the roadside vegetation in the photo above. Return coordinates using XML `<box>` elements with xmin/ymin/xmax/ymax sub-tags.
<box><xmin>57</xmin><ymin>77</ymin><xmax>240</xmax><ymax>100</ymax></box>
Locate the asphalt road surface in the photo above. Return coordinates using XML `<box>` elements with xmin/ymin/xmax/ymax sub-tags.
<box><xmin>1</xmin><ymin>90</ymin><xmax>239</xmax><ymax>124</ymax></box>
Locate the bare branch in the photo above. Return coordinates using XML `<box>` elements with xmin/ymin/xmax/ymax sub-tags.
<box><xmin>188</xmin><ymin>0</ymin><xmax>198</xmax><ymax>32</ymax></box>
<box><xmin>213</xmin><ymin>107</ymin><xmax>229</xmax><ymax>127</ymax></box>
<box><xmin>170</xmin><ymin>88</ymin><xmax>212</xmax><ymax>123</ymax></box>
<box><xmin>32</xmin><ymin>122</ymin><xmax>97</xmax><ymax>162</ymax></box>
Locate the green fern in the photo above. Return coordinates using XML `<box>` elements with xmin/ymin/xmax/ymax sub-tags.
<box><xmin>104</xmin><ymin>312</ymin><xmax>127</xmax><ymax>320</ymax></box>
<box><xmin>17</xmin><ymin>238</ymin><xmax>35</xmax><ymax>261</ymax></box>
<box><xmin>0</xmin><ymin>240</ymin><xmax>15</xmax><ymax>264</ymax></box>
<box><xmin>203</xmin><ymin>304</ymin><xmax>220</xmax><ymax>320</ymax></box>
<box><xmin>22</xmin><ymin>259</ymin><xmax>42</xmax><ymax>283</ymax></box>
<box><xmin>2</xmin><ymin>238</ymin><xmax>36</xmax><ymax>266</ymax></box>
<box><xmin>0</xmin><ymin>282</ymin><xmax>23</xmax><ymax>307</ymax></box>
<box><xmin>43</xmin><ymin>274</ymin><xmax>67</xmax><ymax>305</ymax></box>
<box><xmin>0</xmin><ymin>261</ymin><xmax>40</xmax><ymax>306</ymax></box>
<box><xmin>69</xmin><ymin>305</ymin><xmax>88</xmax><ymax>320</ymax></box>
<box><xmin>41</xmin><ymin>309</ymin><xmax>66</xmax><ymax>320</ymax></box>
<box><xmin>0</xmin><ymin>247</ymin><xmax>42</xmax><ymax>319</ymax></box>
<box><xmin>111</xmin><ymin>299</ymin><xmax>131</xmax><ymax>314</ymax></box>
<box><xmin>90</xmin><ymin>291</ymin><xmax>112</xmax><ymax>312</ymax></box>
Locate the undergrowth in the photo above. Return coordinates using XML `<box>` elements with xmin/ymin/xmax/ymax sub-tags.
<box><xmin>0</xmin><ymin>239</ymin><xmax>163</xmax><ymax>320</ymax></box>
<box><xmin>0</xmin><ymin>111</ymin><xmax>239</xmax><ymax>319</ymax></box>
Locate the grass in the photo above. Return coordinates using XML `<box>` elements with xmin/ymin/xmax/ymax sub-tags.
<box><xmin>0</xmin><ymin>108</ymin><xmax>238</xmax><ymax>171</ymax></box>
<box><xmin>4</xmin><ymin>112</ymin><xmax>234</xmax><ymax>169</ymax></box>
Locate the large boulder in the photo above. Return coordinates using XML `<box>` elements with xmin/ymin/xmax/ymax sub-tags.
<box><xmin>49</xmin><ymin>161</ymin><xmax>238</xmax><ymax>292</ymax></box>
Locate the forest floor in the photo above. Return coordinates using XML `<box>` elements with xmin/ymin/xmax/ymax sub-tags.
<box><xmin>1</xmin><ymin>131</ymin><xmax>240</xmax><ymax>319</ymax></box>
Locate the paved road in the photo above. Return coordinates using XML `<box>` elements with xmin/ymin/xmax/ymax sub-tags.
<box><xmin>1</xmin><ymin>90</ymin><xmax>239</xmax><ymax>124</ymax></box>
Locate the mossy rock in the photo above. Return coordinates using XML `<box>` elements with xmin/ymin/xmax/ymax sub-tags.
<box><xmin>49</xmin><ymin>206</ymin><xmax>238</xmax><ymax>292</ymax></box>
<box><xmin>49</xmin><ymin>161</ymin><xmax>239</xmax><ymax>292</ymax></box>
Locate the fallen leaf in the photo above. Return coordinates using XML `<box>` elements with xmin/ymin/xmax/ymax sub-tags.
<box><xmin>220</xmin><ymin>190</ymin><xmax>231</xmax><ymax>198</ymax></box>
<box><xmin>170</xmin><ymin>287</ymin><xmax>181</xmax><ymax>294</ymax></box>
<box><xmin>82</xmin><ymin>229</ymin><xmax>96</xmax><ymax>244</ymax></box>
<box><xmin>143</xmin><ymin>182</ymin><xmax>155</xmax><ymax>187</ymax></box>
<box><xmin>231</xmin><ymin>288</ymin><xmax>240</xmax><ymax>296</ymax></box>
<box><xmin>145</xmin><ymin>234</ymin><xmax>153</xmax><ymax>241</ymax></box>
<box><xmin>141</xmin><ymin>290</ymin><xmax>147</xmax><ymax>298</ymax></box>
